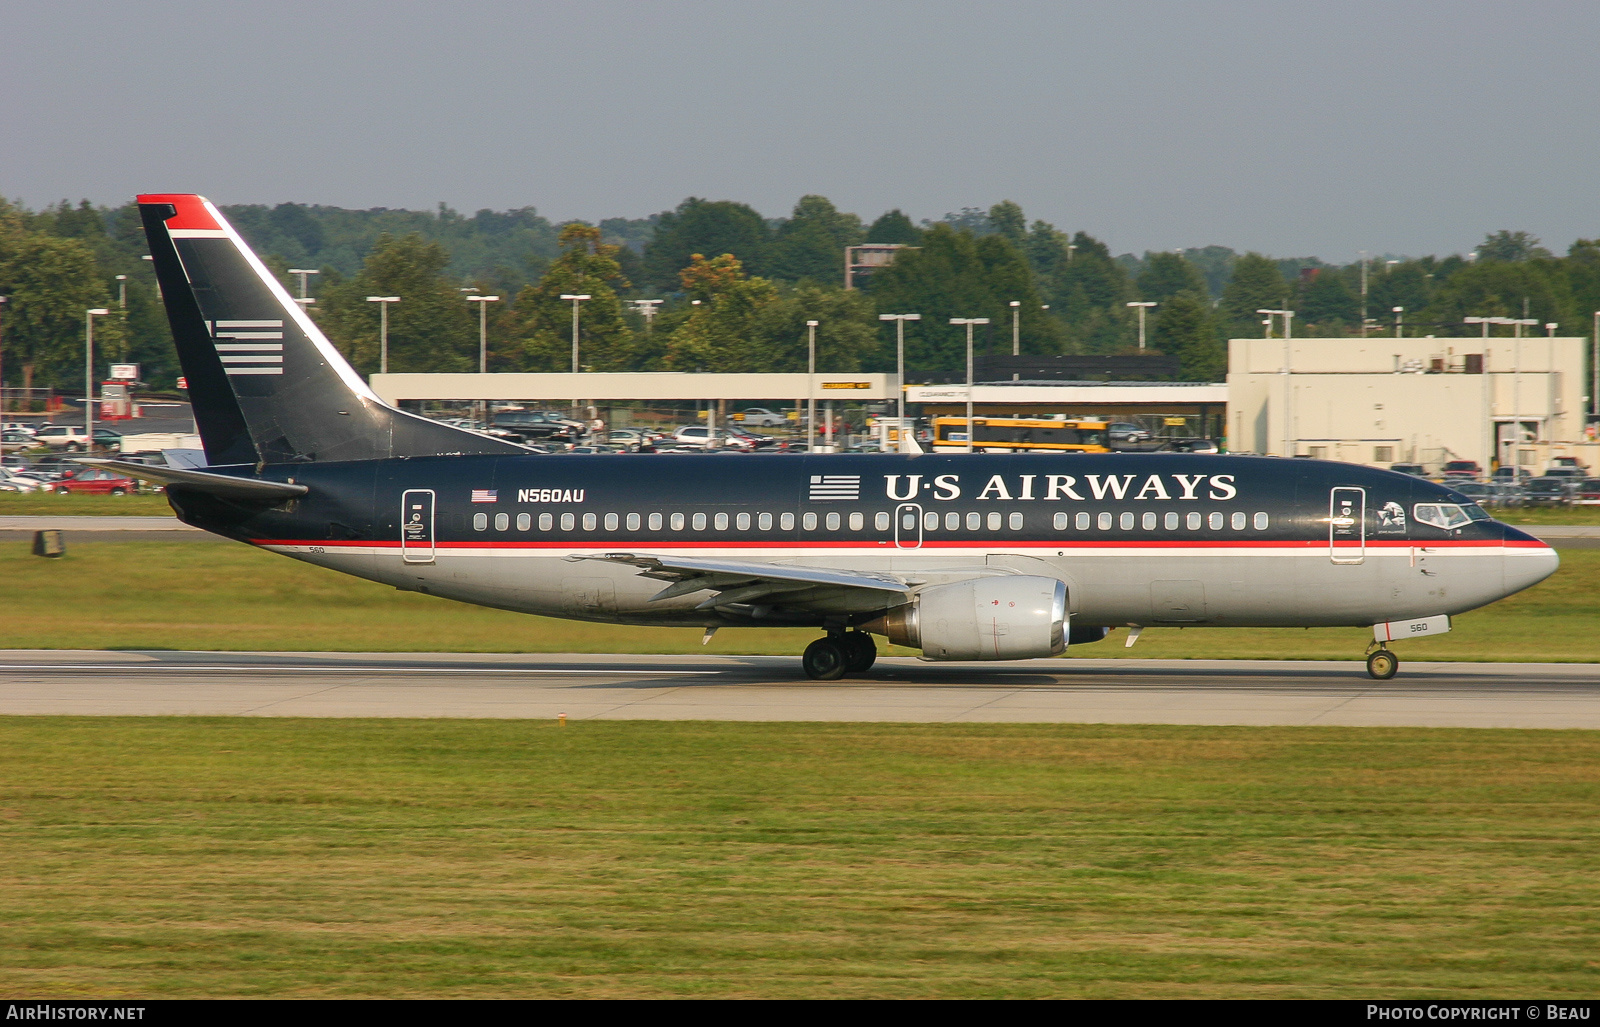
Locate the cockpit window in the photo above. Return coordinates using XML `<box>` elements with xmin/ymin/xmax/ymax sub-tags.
<box><xmin>1413</xmin><ymin>503</ymin><xmax>1474</xmax><ymax>530</ymax></box>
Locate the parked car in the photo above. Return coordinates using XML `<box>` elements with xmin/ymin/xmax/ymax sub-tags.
<box><xmin>606</xmin><ymin>429</ymin><xmax>660</xmax><ymax>452</ymax></box>
<box><xmin>1440</xmin><ymin>459</ymin><xmax>1482</xmax><ymax>479</ymax></box>
<box><xmin>1520</xmin><ymin>477</ymin><xmax>1575</xmax><ymax>507</ymax></box>
<box><xmin>50</xmin><ymin>466</ymin><xmax>137</xmax><ymax>495</ymax></box>
<box><xmin>1452</xmin><ymin>481</ymin><xmax>1522</xmax><ymax>508</ymax></box>
<box><xmin>1162</xmin><ymin>438</ymin><xmax>1219</xmax><ymax>454</ymax></box>
<box><xmin>1576</xmin><ymin>478</ymin><xmax>1600</xmax><ymax>503</ymax></box>
<box><xmin>1492</xmin><ymin>466</ymin><xmax>1534</xmax><ymax>481</ymax></box>
<box><xmin>1389</xmin><ymin>462</ymin><xmax>1429</xmax><ymax>477</ymax></box>
<box><xmin>490</xmin><ymin>409</ymin><xmax>585</xmax><ymax>442</ymax></box>
<box><xmin>1548</xmin><ymin>456</ymin><xmax>1590</xmax><ymax>475</ymax></box>
<box><xmin>1108</xmin><ymin>422</ymin><xmax>1151</xmax><ymax>444</ymax></box>
<box><xmin>670</xmin><ymin>426</ymin><xmax>759</xmax><ymax>451</ymax></box>
<box><xmin>0</xmin><ymin>466</ymin><xmax>46</xmax><ymax>492</ymax></box>
<box><xmin>731</xmin><ymin>407</ymin><xmax>788</xmax><ymax>428</ymax></box>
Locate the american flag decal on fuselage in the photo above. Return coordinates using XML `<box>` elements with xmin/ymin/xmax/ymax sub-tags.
<box><xmin>809</xmin><ymin>474</ymin><xmax>860</xmax><ymax>501</ymax></box>
<box><xmin>210</xmin><ymin>320</ymin><xmax>284</xmax><ymax>375</ymax></box>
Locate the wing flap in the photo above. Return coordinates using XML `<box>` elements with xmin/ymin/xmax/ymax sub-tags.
<box><xmin>572</xmin><ymin>552</ymin><xmax>911</xmax><ymax>612</ymax></box>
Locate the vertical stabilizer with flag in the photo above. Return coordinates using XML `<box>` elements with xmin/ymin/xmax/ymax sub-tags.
<box><xmin>137</xmin><ymin>194</ymin><xmax>523</xmax><ymax>466</ymax></box>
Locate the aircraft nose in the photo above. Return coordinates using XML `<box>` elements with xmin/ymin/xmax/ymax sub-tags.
<box><xmin>1502</xmin><ymin>526</ymin><xmax>1560</xmax><ymax>596</ymax></box>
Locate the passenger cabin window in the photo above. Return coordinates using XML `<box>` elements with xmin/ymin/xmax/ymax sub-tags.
<box><xmin>495</xmin><ymin>513</ymin><xmax>509</xmax><ymax>531</ymax></box>
<box><xmin>627</xmin><ymin>513</ymin><xmax>641</xmax><ymax>531</ymax></box>
<box><xmin>1097</xmin><ymin>512</ymin><xmax>1112</xmax><ymax>530</ymax></box>
<box><xmin>946</xmin><ymin>511</ymin><xmax>960</xmax><ymax>530</ymax></box>
<box><xmin>1143</xmin><ymin>512</ymin><xmax>1157</xmax><ymax>530</ymax></box>
<box><xmin>670</xmin><ymin>513</ymin><xmax>685</xmax><ymax>531</ymax></box>
<box><xmin>1208</xmin><ymin>512</ymin><xmax>1224</xmax><ymax>530</ymax></box>
<box><xmin>517</xmin><ymin>513</ymin><xmax>531</xmax><ymax>531</ymax></box>
<box><xmin>560</xmin><ymin>513</ymin><xmax>575</xmax><ymax>531</ymax></box>
<box><xmin>582</xmin><ymin>513</ymin><xmax>597</xmax><ymax>531</ymax></box>
<box><xmin>875</xmin><ymin>512</ymin><xmax>890</xmax><ymax>531</ymax></box>
<box><xmin>1077</xmin><ymin>512</ymin><xmax>1091</xmax><ymax>530</ymax></box>
<box><xmin>1054</xmin><ymin>512</ymin><xmax>1069</xmax><ymax>530</ymax></box>
<box><xmin>605</xmin><ymin>513</ymin><xmax>619</xmax><ymax>531</ymax></box>
<box><xmin>826</xmin><ymin>512</ymin><xmax>840</xmax><ymax>530</ymax></box>
<box><xmin>540</xmin><ymin>513</ymin><xmax>553</xmax><ymax>531</ymax></box>
<box><xmin>473</xmin><ymin>512</ymin><xmax>488</xmax><ymax>531</ymax></box>
<box><xmin>989</xmin><ymin>512</ymin><xmax>1003</xmax><ymax>531</ymax></box>
<box><xmin>649</xmin><ymin>513</ymin><xmax>662</xmax><ymax>531</ymax></box>
<box><xmin>967</xmin><ymin>512</ymin><xmax>981</xmax><ymax>530</ymax></box>
<box><xmin>802</xmin><ymin>512</ymin><xmax>817</xmax><ymax>530</ymax></box>
<box><xmin>692</xmin><ymin>513</ymin><xmax>707</xmax><ymax>531</ymax></box>
<box><xmin>781</xmin><ymin>512</ymin><xmax>795</xmax><ymax>530</ymax></box>
<box><xmin>849</xmin><ymin>512</ymin><xmax>864</xmax><ymax>531</ymax></box>
<box><xmin>1009</xmin><ymin>512</ymin><xmax>1024</xmax><ymax>530</ymax></box>
<box><xmin>1187</xmin><ymin>512</ymin><xmax>1202</xmax><ymax>530</ymax></box>
<box><xmin>1254</xmin><ymin>512</ymin><xmax>1270</xmax><ymax>529</ymax></box>
<box><xmin>1165</xmin><ymin>512</ymin><xmax>1179</xmax><ymax>530</ymax></box>
<box><xmin>1232</xmin><ymin>512</ymin><xmax>1247</xmax><ymax>530</ymax></box>
<box><xmin>924</xmin><ymin>511</ymin><xmax>938</xmax><ymax>530</ymax></box>
<box><xmin>1120</xmin><ymin>512</ymin><xmax>1135</xmax><ymax>530</ymax></box>
<box><xmin>714</xmin><ymin>512</ymin><xmax>729</xmax><ymax>531</ymax></box>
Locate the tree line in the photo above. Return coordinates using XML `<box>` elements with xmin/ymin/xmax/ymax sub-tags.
<box><xmin>3</xmin><ymin>193</ymin><xmax>1598</xmax><ymax>397</ymax></box>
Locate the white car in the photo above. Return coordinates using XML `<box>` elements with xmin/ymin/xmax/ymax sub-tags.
<box><xmin>0</xmin><ymin>466</ymin><xmax>45</xmax><ymax>492</ymax></box>
<box><xmin>733</xmin><ymin>407</ymin><xmax>788</xmax><ymax>428</ymax></box>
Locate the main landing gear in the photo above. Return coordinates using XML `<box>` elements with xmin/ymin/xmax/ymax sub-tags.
<box><xmin>802</xmin><ymin>630</ymin><xmax>877</xmax><ymax>680</ymax></box>
<box><xmin>1365</xmin><ymin>643</ymin><xmax>1399</xmax><ymax>680</ymax></box>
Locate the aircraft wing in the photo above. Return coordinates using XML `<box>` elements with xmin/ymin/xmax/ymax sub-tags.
<box><xmin>72</xmin><ymin>459</ymin><xmax>308</xmax><ymax>501</ymax></box>
<box><xmin>571</xmin><ymin>552</ymin><xmax>912</xmax><ymax>613</ymax></box>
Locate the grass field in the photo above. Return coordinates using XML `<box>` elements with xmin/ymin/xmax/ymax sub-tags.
<box><xmin>0</xmin><ymin>718</ymin><xmax>1595</xmax><ymax>998</ymax></box>
<box><xmin>1</xmin><ymin>540</ymin><xmax>1595</xmax><ymax>661</ymax></box>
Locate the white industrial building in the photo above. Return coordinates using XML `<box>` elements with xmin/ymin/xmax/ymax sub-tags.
<box><xmin>1227</xmin><ymin>336</ymin><xmax>1595</xmax><ymax>472</ymax></box>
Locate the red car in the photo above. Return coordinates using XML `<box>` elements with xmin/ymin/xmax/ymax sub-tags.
<box><xmin>51</xmin><ymin>467</ymin><xmax>137</xmax><ymax>495</ymax></box>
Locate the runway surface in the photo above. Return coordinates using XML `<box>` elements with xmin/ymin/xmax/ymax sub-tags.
<box><xmin>2</xmin><ymin>650</ymin><xmax>1596</xmax><ymax>728</ymax></box>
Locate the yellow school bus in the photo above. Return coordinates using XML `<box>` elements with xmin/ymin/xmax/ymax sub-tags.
<box><xmin>931</xmin><ymin>417</ymin><xmax>1111</xmax><ymax>453</ymax></box>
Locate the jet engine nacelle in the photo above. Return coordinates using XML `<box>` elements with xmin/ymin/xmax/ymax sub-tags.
<box><xmin>864</xmin><ymin>575</ymin><xmax>1067</xmax><ymax>661</ymax></box>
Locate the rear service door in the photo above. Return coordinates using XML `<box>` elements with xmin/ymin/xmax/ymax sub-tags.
<box><xmin>401</xmin><ymin>489</ymin><xmax>436</xmax><ymax>564</ymax></box>
<box><xmin>1329</xmin><ymin>487</ymin><xmax>1366</xmax><ymax>565</ymax></box>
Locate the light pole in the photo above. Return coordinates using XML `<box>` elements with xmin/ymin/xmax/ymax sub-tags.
<box><xmin>115</xmin><ymin>275</ymin><xmax>127</xmax><ymax>310</ymax></box>
<box><xmin>366</xmin><ymin>296</ymin><xmax>400</xmax><ymax>373</ymax></box>
<box><xmin>1359</xmin><ymin>250</ymin><xmax>1369</xmax><ymax>336</ymax></box>
<box><xmin>1259</xmin><ymin>308</ymin><xmax>1295</xmax><ymax>455</ymax></box>
<box><xmin>561</xmin><ymin>294</ymin><xmax>591</xmax><ymax>424</ymax></box>
<box><xmin>465</xmin><ymin>294</ymin><xmax>500</xmax><ymax>373</ymax></box>
<box><xmin>288</xmin><ymin>269</ymin><xmax>320</xmax><ymax>307</ymax></box>
<box><xmin>1393</xmin><ymin>306</ymin><xmax>1404</xmax><ymax>338</ymax></box>
<box><xmin>807</xmin><ymin>320</ymin><xmax>818</xmax><ymax>450</ymax></box>
<box><xmin>1127</xmin><ymin>301</ymin><xmax>1157</xmax><ymax>350</ymax></box>
<box><xmin>1009</xmin><ymin>300</ymin><xmax>1021</xmax><ymax>356</ymax></box>
<box><xmin>1466</xmin><ymin>316</ymin><xmax>1513</xmax><ymax>473</ymax></box>
<box><xmin>950</xmin><ymin>318</ymin><xmax>990</xmax><ymax>453</ymax></box>
<box><xmin>1593</xmin><ymin>311</ymin><xmax>1599</xmax><ymax>427</ymax></box>
<box><xmin>85</xmin><ymin>308</ymin><xmax>109</xmax><ymax>447</ymax></box>
<box><xmin>629</xmin><ymin>299</ymin><xmax>663</xmax><ymax>331</ymax></box>
<box><xmin>0</xmin><ymin>296</ymin><xmax>8</xmax><ymax>417</ymax></box>
<box><xmin>879</xmin><ymin>313</ymin><xmax>920</xmax><ymax>452</ymax></box>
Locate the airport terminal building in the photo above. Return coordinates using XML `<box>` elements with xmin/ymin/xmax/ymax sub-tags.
<box><xmin>1227</xmin><ymin>335</ymin><xmax>1595</xmax><ymax>472</ymax></box>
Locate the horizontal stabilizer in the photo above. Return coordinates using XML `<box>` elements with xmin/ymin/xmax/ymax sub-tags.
<box><xmin>72</xmin><ymin>459</ymin><xmax>307</xmax><ymax>501</ymax></box>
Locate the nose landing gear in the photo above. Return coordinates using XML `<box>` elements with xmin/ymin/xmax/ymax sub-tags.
<box><xmin>1365</xmin><ymin>643</ymin><xmax>1399</xmax><ymax>680</ymax></box>
<box><xmin>801</xmin><ymin>630</ymin><xmax>878</xmax><ymax>680</ymax></box>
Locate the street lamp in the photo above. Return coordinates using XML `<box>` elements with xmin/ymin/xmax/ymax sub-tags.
<box><xmin>1009</xmin><ymin>300</ymin><xmax>1021</xmax><ymax>356</ymax></box>
<box><xmin>807</xmin><ymin>320</ymin><xmax>819</xmax><ymax>451</ymax></box>
<box><xmin>1259</xmin><ymin>308</ymin><xmax>1295</xmax><ymax>455</ymax></box>
<box><xmin>629</xmin><ymin>299</ymin><xmax>663</xmax><ymax>331</ymax></box>
<box><xmin>115</xmin><ymin>275</ymin><xmax>127</xmax><ymax>310</ymax></box>
<box><xmin>287</xmin><ymin>269</ymin><xmax>319</xmax><ymax>307</ymax></box>
<box><xmin>1593</xmin><ymin>311</ymin><xmax>1599</xmax><ymax>426</ymax></box>
<box><xmin>0</xmin><ymin>296</ymin><xmax>8</xmax><ymax>416</ymax></box>
<box><xmin>950</xmin><ymin>318</ymin><xmax>990</xmax><ymax>453</ymax></box>
<box><xmin>879</xmin><ymin>313</ymin><xmax>921</xmax><ymax>452</ymax></box>
<box><xmin>561</xmin><ymin>294</ymin><xmax>591</xmax><ymax>423</ymax></box>
<box><xmin>464</xmin><ymin>295</ymin><xmax>500</xmax><ymax>373</ymax></box>
<box><xmin>366</xmin><ymin>296</ymin><xmax>400</xmax><ymax>373</ymax></box>
<box><xmin>1393</xmin><ymin>306</ymin><xmax>1404</xmax><ymax>339</ymax></box>
<box><xmin>1127</xmin><ymin>301</ymin><xmax>1157</xmax><ymax>351</ymax></box>
<box><xmin>85</xmin><ymin>308</ymin><xmax>110</xmax><ymax>446</ymax></box>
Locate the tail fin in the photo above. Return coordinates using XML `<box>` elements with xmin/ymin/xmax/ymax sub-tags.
<box><xmin>137</xmin><ymin>194</ymin><xmax>523</xmax><ymax>466</ymax></box>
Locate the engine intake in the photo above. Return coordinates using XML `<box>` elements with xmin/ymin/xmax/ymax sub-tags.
<box><xmin>863</xmin><ymin>575</ymin><xmax>1067</xmax><ymax>661</ymax></box>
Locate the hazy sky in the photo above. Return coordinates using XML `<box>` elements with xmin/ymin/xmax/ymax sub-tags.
<box><xmin>5</xmin><ymin>0</ymin><xmax>1598</xmax><ymax>261</ymax></box>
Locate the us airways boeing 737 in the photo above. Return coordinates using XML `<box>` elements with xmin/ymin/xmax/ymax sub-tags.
<box><xmin>86</xmin><ymin>194</ymin><xmax>1560</xmax><ymax>680</ymax></box>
